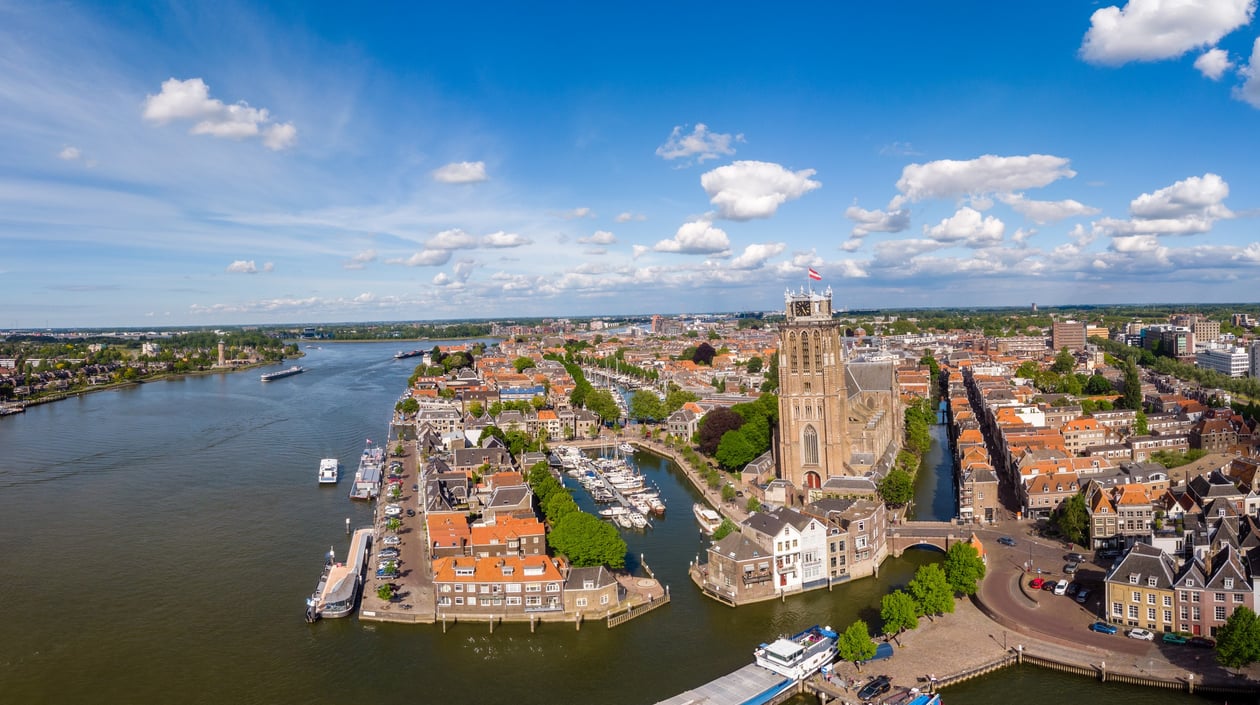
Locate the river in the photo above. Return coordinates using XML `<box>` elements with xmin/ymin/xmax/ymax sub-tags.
<box><xmin>0</xmin><ymin>342</ymin><xmax>1226</xmax><ymax>704</ymax></box>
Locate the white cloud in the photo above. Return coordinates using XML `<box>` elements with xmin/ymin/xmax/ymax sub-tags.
<box><xmin>615</xmin><ymin>212</ymin><xmax>646</xmax><ymax>223</ymax></box>
<box><xmin>432</xmin><ymin>161</ymin><xmax>488</xmax><ymax>184</ymax></box>
<box><xmin>1110</xmin><ymin>234</ymin><xmax>1163</xmax><ymax>253</ymax></box>
<box><xmin>425</xmin><ymin>228</ymin><xmax>478</xmax><ymax>250</ymax></box>
<box><xmin>225</xmin><ymin>259</ymin><xmax>273</xmax><ymax>274</ymax></box>
<box><xmin>924</xmin><ymin>207</ymin><xmax>1005</xmax><ymax>246</ymax></box>
<box><xmin>578</xmin><ymin>230</ymin><xmax>617</xmax><ymax>245</ymax></box>
<box><xmin>481</xmin><ymin>231</ymin><xmax>530</xmax><ymax>248</ymax></box>
<box><xmin>1236</xmin><ymin>38</ymin><xmax>1260</xmax><ymax>107</ymax></box>
<box><xmin>834</xmin><ymin>260</ymin><xmax>870</xmax><ymax>278</ymax></box>
<box><xmin>58</xmin><ymin>146</ymin><xmax>81</xmax><ymax>161</ymax></box>
<box><xmin>631</xmin><ymin>244</ymin><xmax>650</xmax><ymax>259</ymax></box>
<box><xmin>557</xmin><ymin>207</ymin><xmax>595</xmax><ymax>220</ymax></box>
<box><xmin>1128</xmin><ymin>173</ymin><xmax>1232</xmax><ymax>218</ymax></box>
<box><xmin>1195</xmin><ymin>48</ymin><xmax>1234</xmax><ymax>79</ymax></box>
<box><xmin>879</xmin><ymin>141</ymin><xmax>922</xmax><ymax>156</ymax></box>
<box><xmin>873</xmin><ymin>238</ymin><xmax>947</xmax><ymax>263</ymax></box>
<box><xmin>844</xmin><ymin>205</ymin><xmax>910</xmax><ymax>236</ymax></box>
<box><xmin>1080</xmin><ymin>0</ymin><xmax>1254</xmax><ymax>65</ymax></box>
<box><xmin>654</xmin><ymin>219</ymin><xmax>731</xmax><ymax>255</ymax></box>
<box><xmin>393</xmin><ymin>250</ymin><xmax>453</xmax><ymax>267</ymax></box>
<box><xmin>700</xmin><ymin>160</ymin><xmax>821</xmax><ymax>220</ymax></box>
<box><xmin>730</xmin><ymin>242</ymin><xmax>786</xmax><ymax>270</ymax></box>
<box><xmin>1011</xmin><ymin>227</ymin><xmax>1036</xmax><ymax>246</ymax></box>
<box><xmin>655</xmin><ymin>123</ymin><xmax>742</xmax><ymax>163</ymax></box>
<box><xmin>997</xmin><ymin>193</ymin><xmax>1101</xmax><ymax>223</ymax></box>
<box><xmin>892</xmin><ymin>154</ymin><xmax>1075</xmax><ymax>207</ymax></box>
<box><xmin>344</xmin><ymin>249</ymin><xmax>377</xmax><ymax>270</ymax></box>
<box><xmin>142</xmin><ymin>77</ymin><xmax>297</xmax><ymax>151</ymax></box>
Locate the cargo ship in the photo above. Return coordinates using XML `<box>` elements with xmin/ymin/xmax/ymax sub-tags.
<box><xmin>260</xmin><ymin>365</ymin><xmax>304</xmax><ymax>382</ymax></box>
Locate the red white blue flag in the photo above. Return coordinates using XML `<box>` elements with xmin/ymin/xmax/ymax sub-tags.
<box><xmin>807</xmin><ymin>268</ymin><xmax>822</xmax><ymax>281</ymax></box>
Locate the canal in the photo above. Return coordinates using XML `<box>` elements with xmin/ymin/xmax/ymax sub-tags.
<box><xmin>0</xmin><ymin>342</ymin><xmax>1227</xmax><ymax>704</ymax></box>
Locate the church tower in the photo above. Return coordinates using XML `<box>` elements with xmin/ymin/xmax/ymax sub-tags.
<box><xmin>778</xmin><ymin>287</ymin><xmax>849</xmax><ymax>489</ymax></box>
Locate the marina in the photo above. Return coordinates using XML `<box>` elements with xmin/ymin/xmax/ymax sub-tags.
<box><xmin>556</xmin><ymin>445</ymin><xmax>664</xmax><ymax>530</ymax></box>
<box><xmin>304</xmin><ymin>527</ymin><xmax>372</xmax><ymax>622</ymax></box>
<box><xmin>260</xmin><ymin>365</ymin><xmax>305</xmax><ymax>382</ymax></box>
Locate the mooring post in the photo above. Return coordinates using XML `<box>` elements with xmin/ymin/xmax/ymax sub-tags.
<box><xmin>1100</xmin><ymin>660</ymin><xmax>1105</xmax><ymax>683</ymax></box>
<box><xmin>530</xmin><ymin>615</ymin><xmax>536</xmax><ymax>633</ymax></box>
<box><xmin>1187</xmin><ymin>673</ymin><xmax>1194</xmax><ymax>694</ymax></box>
<box><xmin>489</xmin><ymin>618</ymin><xmax>494</xmax><ymax>634</ymax></box>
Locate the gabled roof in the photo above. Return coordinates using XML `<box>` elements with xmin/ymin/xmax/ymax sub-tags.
<box><xmin>709</xmin><ymin>532</ymin><xmax>771</xmax><ymax>562</ymax></box>
<box><xmin>1107</xmin><ymin>543</ymin><xmax>1177</xmax><ymax>589</ymax></box>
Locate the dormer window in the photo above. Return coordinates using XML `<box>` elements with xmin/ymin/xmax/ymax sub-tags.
<box><xmin>1186</xmin><ymin>579</ymin><xmax>1195</xmax><ymax>588</ymax></box>
<box><xmin>1129</xmin><ymin>574</ymin><xmax>1139</xmax><ymax>584</ymax></box>
<box><xmin>1224</xmin><ymin>578</ymin><xmax>1234</xmax><ymax>589</ymax></box>
<box><xmin>1148</xmin><ymin>577</ymin><xmax>1157</xmax><ymax>587</ymax></box>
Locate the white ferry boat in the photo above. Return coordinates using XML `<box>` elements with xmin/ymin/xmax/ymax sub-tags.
<box><xmin>694</xmin><ymin>503</ymin><xmax>723</xmax><ymax>534</ymax></box>
<box><xmin>304</xmin><ymin>528</ymin><xmax>372</xmax><ymax>622</ymax></box>
<box><xmin>753</xmin><ymin>625</ymin><xmax>838</xmax><ymax>680</ymax></box>
<box><xmin>318</xmin><ymin>458</ymin><xmax>339</xmax><ymax>484</ymax></box>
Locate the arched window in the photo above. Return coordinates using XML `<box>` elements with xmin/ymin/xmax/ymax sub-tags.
<box><xmin>788</xmin><ymin>332</ymin><xmax>798</xmax><ymax>372</ymax></box>
<box><xmin>812</xmin><ymin>331</ymin><xmax>822</xmax><ymax>369</ymax></box>
<box><xmin>803</xmin><ymin>425</ymin><xmax>819</xmax><ymax>465</ymax></box>
<box><xmin>800</xmin><ymin>335</ymin><xmax>811</xmax><ymax>374</ymax></box>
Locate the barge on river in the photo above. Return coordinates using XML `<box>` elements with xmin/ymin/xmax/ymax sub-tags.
<box><xmin>260</xmin><ymin>365</ymin><xmax>304</xmax><ymax>382</ymax></box>
<box><xmin>304</xmin><ymin>527</ymin><xmax>372</xmax><ymax>622</ymax></box>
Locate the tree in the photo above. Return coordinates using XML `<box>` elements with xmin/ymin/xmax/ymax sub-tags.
<box><xmin>1015</xmin><ymin>360</ymin><xmax>1040</xmax><ymax>379</ymax></box>
<box><xmin>943</xmin><ymin>541</ymin><xmax>987</xmax><ymax>596</ymax></box>
<box><xmin>918</xmin><ymin>352</ymin><xmax>940</xmax><ymax>383</ymax></box>
<box><xmin>878</xmin><ymin>468</ymin><xmax>914</xmax><ymax>508</ymax></box>
<box><xmin>1052</xmin><ymin>347</ymin><xmax>1076</xmax><ymax>375</ymax></box>
<box><xmin>712</xmin><ymin>518</ymin><xmax>738</xmax><ymax>540</ymax></box>
<box><xmin>880</xmin><ymin>590</ymin><xmax>919</xmax><ymax>642</ymax></box>
<box><xmin>716</xmin><ymin>430</ymin><xmax>757</xmax><ymax>469</ymax></box>
<box><xmin>745</xmin><ymin>496</ymin><xmax>762</xmax><ymax>513</ymax></box>
<box><xmin>1084</xmin><ymin>374</ymin><xmax>1113</xmax><ymax>395</ymax></box>
<box><xmin>1121</xmin><ymin>357</ymin><xmax>1142</xmax><ymax>410</ymax></box>
<box><xmin>697</xmin><ymin>407</ymin><xmax>745</xmax><ymax>455</ymax></box>
<box><xmin>664</xmin><ymin>388</ymin><xmax>699</xmax><ymax>415</ymax></box>
<box><xmin>1134</xmin><ymin>409</ymin><xmax>1148</xmax><ymax>436</ymax></box>
<box><xmin>836</xmin><ymin>620</ymin><xmax>878</xmax><ymax>668</ymax></box>
<box><xmin>630</xmin><ymin>389</ymin><xmax>665</xmax><ymax>422</ymax></box>
<box><xmin>907</xmin><ymin>563</ymin><xmax>954</xmax><ymax>619</ymax></box>
<box><xmin>692</xmin><ymin>342</ymin><xmax>717</xmax><ymax>366</ymax></box>
<box><xmin>376</xmin><ymin>583</ymin><xmax>395</xmax><ymax>600</ymax></box>
<box><xmin>1216</xmin><ymin>606</ymin><xmax>1260</xmax><ymax>670</ymax></box>
<box><xmin>586</xmin><ymin>389</ymin><xmax>621</xmax><ymax>423</ymax></box>
<box><xmin>720</xmin><ymin>484</ymin><xmax>736</xmax><ymax>503</ymax></box>
<box><xmin>746</xmin><ymin>356</ymin><xmax>763</xmax><ymax>374</ymax></box>
<box><xmin>512</xmin><ymin>356</ymin><xmax>535</xmax><ymax>373</ymax></box>
<box><xmin>468</xmin><ymin>401</ymin><xmax>484</xmax><ymax>418</ymax></box>
<box><xmin>547</xmin><ymin>511</ymin><xmax>627</xmax><ymax>569</ymax></box>
<box><xmin>1052</xmin><ymin>493</ymin><xmax>1089</xmax><ymax>546</ymax></box>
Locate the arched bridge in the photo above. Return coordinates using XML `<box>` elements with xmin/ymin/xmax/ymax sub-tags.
<box><xmin>887</xmin><ymin>520</ymin><xmax>975</xmax><ymax>557</ymax></box>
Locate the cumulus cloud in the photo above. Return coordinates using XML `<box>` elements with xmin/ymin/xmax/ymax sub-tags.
<box><xmin>58</xmin><ymin>146</ymin><xmax>81</xmax><ymax>161</ymax></box>
<box><xmin>557</xmin><ymin>207</ymin><xmax>595</xmax><ymax>220</ymax></box>
<box><xmin>344</xmin><ymin>249</ymin><xmax>377</xmax><ymax>270</ymax></box>
<box><xmin>844</xmin><ymin>205</ymin><xmax>911</xmax><ymax>236</ymax></box>
<box><xmin>1236</xmin><ymin>38</ymin><xmax>1260</xmax><ymax>107</ymax></box>
<box><xmin>142</xmin><ymin>78</ymin><xmax>297</xmax><ymax>151</ymax></box>
<box><xmin>700</xmin><ymin>160</ymin><xmax>821</xmax><ymax>220</ymax></box>
<box><xmin>631</xmin><ymin>244</ymin><xmax>650</xmax><ymax>259</ymax></box>
<box><xmin>425</xmin><ymin>228</ymin><xmax>479</xmax><ymax>250</ymax></box>
<box><xmin>729</xmin><ymin>242</ymin><xmax>786</xmax><ymax>270</ymax></box>
<box><xmin>225</xmin><ymin>259</ymin><xmax>273</xmax><ymax>274</ymax></box>
<box><xmin>481</xmin><ymin>231</ymin><xmax>531</xmax><ymax>248</ymax></box>
<box><xmin>1079</xmin><ymin>0</ymin><xmax>1254</xmax><ymax>65</ymax></box>
<box><xmin>1128</xmin><ymin>173</ymin><xmax>1231</xmax><ymax>219</ymax></box>
<box><xmin>655</xmin><ymin>123</ymin><xmax>743</xmax><ymax>163</ymax></box>
<box><xmin>1195</xmin><ymin>48</ymin><xmax>1235</xmax><ymax>79</ymax></box>
<box><xmin>615</xmin><ymin>212</ymin><xmax>646</xmax><ymax>223</ymax></box>
<box><xmin>997</xmin><ymin>193</ymin><xmax>1101</xmax><ymax>223</ymax></box>
<box><xmin>874</xmin><ymin>238</ymin><xmax>947</xmax><ymax>263</ymax></box>
<box><xmin>653</xmin><ymin>219</ymin><xmax>731</xmax><ymax>255</ymax></box>
<box><xmin>834</xmin><ymin>260</ymin><xmax>870</xmax><ymax>278</ymax></box>
<box><xmin>924</xmin><ymin>207</ymin><xmax>1005</xmax><ymax>246</ymax></box>
<box><xmin>432</xmin><ymin>161</ymin><xmax>488</xmax><ymax>183</ymax></box>
<box><xmin>578</xmin><ymin>230</ymin><xmax>617</xmax><ymax>245</ymax></box>
<box><xmin>891</xmin><ymin>154</ymin><xmax>1075</xmax><ymax>208</ymax></box>
<box><xmin>392</xmin><ymin>250</ymin><xmax>453</xmax><ymax>267</ymax></box>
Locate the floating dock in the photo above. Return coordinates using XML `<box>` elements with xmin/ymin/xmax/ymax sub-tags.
<box><xmin>655</xmin><ymin>663</ymin><xmax>794</xmax><ymax>705</ymax></box>
<box><xmin>305</xmin><ymin>528</ymin><xmax>372</xmax><ymax>622</ymax></box>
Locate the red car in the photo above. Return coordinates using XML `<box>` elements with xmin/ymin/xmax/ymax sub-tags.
<box><xmin>1030</xmin><ymin>577</ymin><xmax>1046</xmax><ymax>590</ymax></box>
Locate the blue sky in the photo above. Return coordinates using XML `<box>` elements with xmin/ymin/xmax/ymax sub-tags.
<box><xmin>3</xmin><ymin>1</ymin><xmax>1260</xmax><ymax>327</ymax></box>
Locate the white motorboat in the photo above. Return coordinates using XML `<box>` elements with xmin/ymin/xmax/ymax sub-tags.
<box><xmin>318</xmin><ymin>458</ymin><xmax>340</xmax><ymax>484</ymax></box>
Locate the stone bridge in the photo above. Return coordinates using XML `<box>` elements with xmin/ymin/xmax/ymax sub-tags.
<box><xmin>887</xmin><ymin>520</ymin><xmax>976</xmax><ymax>557</ymax></box>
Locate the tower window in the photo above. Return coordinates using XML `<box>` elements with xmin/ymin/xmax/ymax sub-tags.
<box><xmin>804</xmin><ymin>425</ymin><xmax>819</xmax><ymax>465</ymax></box>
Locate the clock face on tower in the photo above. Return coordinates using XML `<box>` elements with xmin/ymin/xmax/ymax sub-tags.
<box><xmin>793</xmin><ymin>300</ymin><xmax>812</xmax><ymax>318</ymax></box>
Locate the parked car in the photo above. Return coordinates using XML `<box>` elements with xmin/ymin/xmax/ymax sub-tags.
<box><xmin>1029</xmin><ymin>577</ymin><xmax>1046</xmax><ymax>590</ymax></box>
<box><xmin>375</xmin><ymin>567</ymin><xmax>398</xmax><ymax>579</ymax></box>
<box><xmin>998</xmin><ymin>536</ymin><xmax>1017</xmax><ymax>546</ymax></box>
<box><xmin>378</xmin><ymin>548</ymin><xmax>400</xmax><ymax>559</ymax></box>
<box><xmin>1187</xmin><ymin>636</ymin><xmax>1216</xmax><ymax>649</ymax></box>
<box><xmin>1162</xmin><ymin>632</ymin><xmax>1188</xmax><ymax>645</ymax></box>
<box><xmin>1065</xmin><ymin>552</ymin><xmax>1086</xmax><ymax>563</ymax></box>
<box><xmin>383</xmin><ymin>504</ymin><xmax>402</xmax><ymax>517</ymax></box>
<box><xmin>1066</xmin><ymin>582</ymin><xmax>1080</xmax><ymax>597</ymax></box>
<box><xmin>857</xmin><ymin>675</ymin><xmax>891</xmax><ymax>701</ymax></box>
<box><xmin>1075</xmin><ymin>588</ymin><xmax>1090</xmax><ymax>604</ymax></box>
<box><xmin>1053</xmin><ymin>579</ymin><xmax>1069</xmax><ymax>596</ymax></box>
<box><xmin>406</xmin><ymin>508</ymin><xmax>416</xmax><ymax>517</ymax></box>
<box><xmin>1128</xmin><ymin>628</ymin><xmax>1155</xmax><ymax>641</ymax></box>
<box><xmin>1063</xmin><ymin>561</ymin><xmax>1079</xmax><ymax>574</ymax></box>
<box><xmin>381</xmin><ymin>535</ymin><xmax>401</xmax><ymax>546</ymax></box>
<box><xmin>1098</xmin><ymin>549</ymin><xmax>1120</xmax><ymax>560</ymax></box>
<box><xmin>1042</xmin><ymin>580</ymin><xmax>1057</xmax><ymax>591</ymax></box>
<box><xmin>1089</xmin><ymin>621</ymin><xmax>1118</xmax><ymax>634</ymax></box>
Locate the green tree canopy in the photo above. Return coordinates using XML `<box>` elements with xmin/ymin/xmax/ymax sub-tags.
<box><xmin>1215</xmin><ymin>606</ymin><xmax>1260</xmax><ymax>670</ymax></box>
<box><xmin>712</xmin><ymin>518</ymin><xmax>738</xmax><ymax>540</ymax></box>
<box><xmin>716</xmin><ymin>429</ymin><xmax>758</xmax><ymax>470</ymax></box>
<box><xmin>745</xmin><ymin>496</ymin><xmax>762</xmax><ymax>513</ymax></box>
<box><xmin>907</xmin><ymin>563</ymin><xmax>955</xmax><ymax>619</ymax></box>
<box><xmin>746</xmin><ymin>356</ymin><xmax>763</xmax><ymax>374</ymax></box>
<box><xmin>1051</xmin><ymin>493</ymin><xmax>1089</xmax><ymax>546</ymax></box>
<box><xmin>586</xmin><ymin>389</ymin><xmax>621</xmax><ymax>423</ymax></box>
<box><xmin>664</xmin><ymin>388</ymin><xmax>700</xmax><ymax>415</ymax></box>
<box><xmin>878</xmin><ymin>467</ymin><xmax>914</xmax><ymax>508</ymax></box>
<box><xmin>881</xmin><ymin>590</ymin><xmax>919</xmax><ymax>640</ymax></box>
<box><xmin>547</xmin><ymin>511</ymin><xmax>627</xmax><ymax>569</ymax></box>
<box><xmin>1121</xmin><ymin>356</ymin><xmax>1142</xmax><ymax>410</ymax></box>
<box><xmin>698</xmin><ymin>407</ymin><xmax>745</xmax><ymax>455</ymax></box>
<box><xmin>1084</xmin><ymin>374</ymin><xmax>1113</xmax><ymax>395</ymax></box>
<box><xmin>943</xmin><ymin>541</ymin><xmax>987</xmax><ymax>596</ymax></box>
<box><xmin>1134</xmin><ymin>409</ymin><xmax>1148</xmax><ymax>435</ymax></box>
<box><xmin>1051</xmin><ymin>347</ymin><xmax>1076</xmax><ymax>375</ymax></box>
<box><xmin>836</xmin><ymin>620</ymin><xmax>878</xmax><ymax>666</ymax></box>
<box><xmin>513</xmin><ymin>356</ymin><xmax>536</xmax><ymax>373</ymax></box>
<box><xmin>630</xmin><ymin>389</ymin><xmax>665</xmax><ymax>422</ymax></box>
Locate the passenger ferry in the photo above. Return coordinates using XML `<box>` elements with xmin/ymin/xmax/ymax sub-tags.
<box><xmin>693</xmin><ymin>503</ymin><xmax>723</xmax><ymax>535</ymax></box>
<box><xmin>753</xmin><ymin>625</ymin><xmax>838</xmax><ymax>680</ymax></box>
<box><xmin>317</xmin><ymin>458</ymin><xmax>339</xmax><ymax>484</ymax></box>
<box><xmin>304</xmin><ymin>528</ymin><xmax>371</xmax><ymax>622</ymax></box>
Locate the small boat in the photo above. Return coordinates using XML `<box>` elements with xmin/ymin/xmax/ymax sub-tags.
<box><xmin>694</xmin><ymin>503</ymin><xmax>723</xmax><ymax>535</ymax></box>
<box><xmin>261</xmin><ymin>365</ymin><xmax>304</xmax><ymax>382</ymax></box>
<box><xmin>754</xmin><ymin>625</ymin><xmax>838</xmax><ymax>680</ymax></box>
<box><xmin>618</xmin><ymin>442</ymin><xmax>635</xmax><ymax>454</ymax></box>
<box><xmin>318</xmin><ymin>458</ymin><xmax>339</xmax><ymax>484</ymax></box>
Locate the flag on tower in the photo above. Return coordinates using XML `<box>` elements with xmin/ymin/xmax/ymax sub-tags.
<box><xmin>807</xmin><ymin>267</ymin><xmax>822</xmax><ymax>281</ymax></box>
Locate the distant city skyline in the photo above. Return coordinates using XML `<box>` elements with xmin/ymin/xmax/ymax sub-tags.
<box><xmin>3</xmin><ymin>1</ymin><xmax>1260</xmax><ymax>327</ymax></box>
